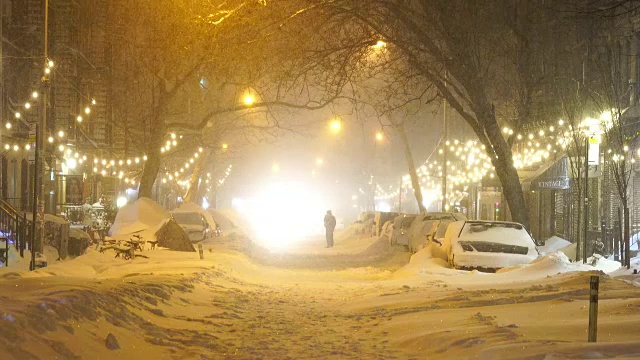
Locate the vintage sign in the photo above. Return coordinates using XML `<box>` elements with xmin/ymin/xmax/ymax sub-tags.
<box><xmin>534</xmin><ymin>178</ymin><xmax>570</xmax><ymax>190</ymax></box>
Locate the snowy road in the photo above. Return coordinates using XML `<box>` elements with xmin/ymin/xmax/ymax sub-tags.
<box><xmin>1</xmin><ymin>233</ymin><xmax>640</xmax><ymax>359</ymax></box>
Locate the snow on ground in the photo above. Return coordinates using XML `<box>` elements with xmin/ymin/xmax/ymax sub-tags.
<box><xmin>537</xmin><ymin>235</ymin><xmax>572</xmax><ymax>255</ymax></box>
<box><xmin>0</xmin><ymin>222</ymin><xmax>639</xmax><ymax>359</ymax></box>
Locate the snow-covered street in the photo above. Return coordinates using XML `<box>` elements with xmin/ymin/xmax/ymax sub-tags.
<box><xmin>1</xmin><ymin>230</ymin><xmax>640</xmax><ymax>360</ymax></box>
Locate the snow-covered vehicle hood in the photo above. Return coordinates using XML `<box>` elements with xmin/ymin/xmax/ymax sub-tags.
<box><xmin>449</xmin><ymin>220</ymin><xmax>538</xmax><ymax>271</ymax></box>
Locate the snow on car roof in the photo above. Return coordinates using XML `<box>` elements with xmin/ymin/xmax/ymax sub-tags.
<box><xmin>459</xmin><ymin>220</ymin><xmax>535</xmax><ymax>248</ymax></box>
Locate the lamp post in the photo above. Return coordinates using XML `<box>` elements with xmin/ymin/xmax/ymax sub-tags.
<box><xmin>583</xmin><ymin>135</ymin><xmax>590</xmax><ymax>264</ymax></box>
<box><xmin>31</xmin><ymin>0</ymin><xmax>49</xmax><ymax>269</ymax></box>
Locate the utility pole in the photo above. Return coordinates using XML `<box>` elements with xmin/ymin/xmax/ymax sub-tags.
<box><xmin>0</xmin><ymin>0</ymin><xmax>4</xmax><ymax>142</ymax></box>
<box><xmin>583</xmin><ymin>136</ymin><xmax>589</xmax><ymax>264</ymax></box>
<box><xmin>398</xmin><ymin>176</ymin><xmax>402</xmax><ymax>213</ymax></box>
<box><xmin>32</xmin><ymin>0</ymin><xmax>49</xmax><ymax>269</ymax></box>
<box><xmin>441</xmin><ymin>72</ymin><xmax>448</xmax><ymax>211</ymax></box>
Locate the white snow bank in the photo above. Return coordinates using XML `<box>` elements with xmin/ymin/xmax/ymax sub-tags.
<box><xmin>24</xmin><ymin>212</ymin><xmax>69</xmax><ymax>225</ymax></box>
<box><xmin>108</xmin><ymin>197</ymin><xmax>170</xmax><ymax>241</ymax></box>
<box><xmin>0</xmin><ymin>245</ymin><xmax>30</xmax><ymax>270</ymax></box>
<box><xmin>498</xmin><ymin>252</ymin><xmax>620</xmax><ymax>276</ymax></box>
<box><xmin>395</xmin><ymin>248</ymin><xmax>621</xmax><ymax>284</ymax></box>
<box><xmin>537</xmin><ymin>235</ymin><xmax>572</xmax><ymax>255</ymax></box>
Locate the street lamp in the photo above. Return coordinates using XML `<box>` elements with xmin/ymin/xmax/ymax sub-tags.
<box><xmin>243</xmin><ymin>94</ymin><xmax>255</xmax><ymax>106</ymax></box>
<box><xmin>375</xmin><ymin>131</ymin><xmax>384</xmax><ymax>141</ymax></box>
<box><xmin>329</xmin><ymin>118</ymin><xmax>342</xmax><ymax>133</ymax></box>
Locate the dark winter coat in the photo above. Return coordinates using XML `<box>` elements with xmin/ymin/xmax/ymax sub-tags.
<box><xmin>324</xmin><ymin>214</ymin><xmax>336</xmax><ymax>229</ymax></box>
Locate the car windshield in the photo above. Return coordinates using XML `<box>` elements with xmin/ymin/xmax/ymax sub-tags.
<box><xmin>423</xmin><ymin>213</ymin><xmax>455</xmax><ymax>221</ymax></box>
<box><xmin>172</xmin><ymin>212</ymin><xmax>204</xmax><ymax>226</ymax></box>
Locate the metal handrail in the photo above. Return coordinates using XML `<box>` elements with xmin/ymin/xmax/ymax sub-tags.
<box><xmin>0</xmin><ymin>197</ymin><xmax>31</xmax><ymax>262</ymax></box>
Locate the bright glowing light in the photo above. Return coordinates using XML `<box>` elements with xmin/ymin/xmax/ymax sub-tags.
<box><xmin>202</xmin><ymin>198</ymin><xmax>210</xmax><ymax>210</ymax></box>
<box><xmin>5</xmin><ymin>123</ymin><xmax>11</xmax><ymax>129</ymax></box>
<box><xmin>243</xmin><ymin>94</ymin><xmax>255</xmax><ymax>106</ymax></box>
<box><xmin>222</xmin><ymin>143</ymin><xmax>228</xmax><ymax>150</ymax></box>
<box><xmin>77</xmin><ymin>115</ymin><xmax>83</xmax><ymax>122</ymax></box>
<box><xmin>32</xmin><ymin>91</ymin><xmax>39</xmax><ymax>99</ymax></box>
<box><xmin>316</xmin><ymin>157</ymin><xmax>323</xmax><ymax>166</ymax></box>
<box><xmin>58</xmin><ymin>130</ymin><xmax>65</xmax><ymax>137</ymax></box>
<box><xmin>24</xmin><ymin>102</ymin><xmax>31</xmax><ymax>109</ymax></box>
<box><xmin>48</xmin><ymin>60</ymin><xmax>54</xmax><ymax>68</ymax></box>
<box><xmin>66</xmin><ymin>158</ymin><xmax>77</xmax><ymax>169</ymax></box>
<box><xmin>271</xmin><ymin>163</ymin><xmax>280</xmax><ymax>173</ymax></box>
<box><xmin>373</xmin><ymin>40</ymin><xmax>386</xmax><ymax>49</ymax></box>
<box><xmin>116</xmin><ymin>196</ymin><xmax>128</xmax><ymax>208</ymax></box>
<box><xmin>330</xmin><ymin>119</ymin><xmax>342</xmax><ymax>133</ymax></box>
<box><xmin>237</xmin><ymin>182</ymin><xmax>328</xmax><ymax>251</ymax></box>
<box><xmin>85</xmin><ymin>107</ymin><xmax>91</xmax><ymax>114</ymax></box>
<box><xmin>375</xmin><ymin>132</ymin><xmax>384</xmax><ymax>141</ymax></box>
<box><xmin>376</xmin><ymin>201</ymin><xmax>391</xmax><ymax>212</ymax></box>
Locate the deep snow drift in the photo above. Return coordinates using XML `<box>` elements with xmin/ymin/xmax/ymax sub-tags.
<box><xmin>0</xmin><ymin>222</ymin><xmax>639</xmax><ymax>359</ymax></box>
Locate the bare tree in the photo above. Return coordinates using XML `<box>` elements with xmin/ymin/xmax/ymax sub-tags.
<box><xmin>267</xmin><ymin>0</ymin><xmax>576</xmax><ymax>228</ymax></box>
<box><xmin>106</xmin><ymin>0</ymin><xmax>350</xmax><ymax>199</ymax></box>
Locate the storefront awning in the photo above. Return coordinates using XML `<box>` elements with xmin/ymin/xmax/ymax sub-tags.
<box><xmin>481</xmin><ymin>156</ymin><xmax>569</xmax><ymax>191</ymax></box>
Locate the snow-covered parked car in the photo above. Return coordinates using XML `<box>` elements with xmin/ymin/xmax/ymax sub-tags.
<box><xmin>171</xmin><ymin>212</ymin><xmax>212</xmax><ymax>242</ymax></box>
<box><xmin>390</xmin><ymin>214</ymin><xmax>417</xmax><ymax>247</ymax></box>
<box><xmin>408</xmin><ymin>212</ymin><xmax>467</xmax><ymax>253</ymax></box>
<box><xmin>445</xmin><ymin>220</ymin><xmax>538</xmax><ymax>272</ymax></box>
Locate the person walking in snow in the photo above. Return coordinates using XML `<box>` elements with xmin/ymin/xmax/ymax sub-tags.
<box><xmin>324</xmin><ymin>210</ymin><xmax>336</xmax><ymax>248</ymax></box>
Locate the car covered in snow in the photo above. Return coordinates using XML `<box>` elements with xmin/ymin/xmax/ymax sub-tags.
<box><xmin>408</xmin><ymin>212</ymin><xmax>467</xmax><ymax>253</ymax></box>
<box><xmin>445</xmin><ymin>220</ymin><xmax>538</xmax><ymax>271</ymax></box>
<box><xmin>390</xmin><ymin>214</ymin><xmax>417</xmax><ymax>247</ymax></box>
<box><xmin>171</xmin><ymin>211</ymin><xmax>213</xmax><ymax>242</ymax></box>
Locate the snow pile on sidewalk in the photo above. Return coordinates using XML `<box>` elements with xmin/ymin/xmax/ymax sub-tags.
<box><xmin>497</xmin><ymin>252</ymin><xmax>620</xmax><ymax>276</ymax></box>
<box><xmin>108</xmin><ymin>197</ymin><xmax>170</xmax><ymax>241</ymax></box>
<box><xmin>396</xmin><ymin>245</ymin><xmax>621</xmax><ymax>284</ymax></box>
<box><xmin>537</xmin><ymin>235</ymin><xmax>572</xmax><ymax>255</ymax></box>
<box><xmin>1</xmin><ymin>245</ymin><xmax>30</xmax><ymax>271</ymax></box>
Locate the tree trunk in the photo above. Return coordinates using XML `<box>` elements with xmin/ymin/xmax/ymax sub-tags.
<box><xmin>138</xmin><ymin>119</ymin><xmax>166</xmax><ymax>199</ymax></box>
<box><xmin>484</xmin><ymin>118</ymin><xmax>530</xmax><ymax>229</ymax></box>
<box><xmin>183</xmin><ymin>149</ymin><xmax>211</xmax><ymax>203</ymax></box>
<box><xmin>396</xmin><ymin>124</ymin><xmax>426</xmax><ymax>213</ymax></box>
<box><xmin>624</xmin><ymin>204</ymin><xmax>630</xmax><ymax>269</ymax></box>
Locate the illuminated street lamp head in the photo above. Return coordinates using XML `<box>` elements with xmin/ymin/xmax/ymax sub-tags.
<box><xmin>222</xmin><ymin>143</ymin><xmax>228</xmax><ymax>150</ymax></box>
<box><xmin>330</xmin><ymin>119</ymin><xmax>342</xmax><ymax>133</ymax></box>
<box><xmin>375</xmin><ymin>131</ymin><xmax>384</xmax><ymax>141</ymax></box>
<box><xmin>373</xmin><ymin>40</ymin><xmax>386</xmax><ymax>49</ymax></box>
<box><xmin>243</xmin><ymin>94</ymin><xmax>255</xmax><ymax>106</ymax></box>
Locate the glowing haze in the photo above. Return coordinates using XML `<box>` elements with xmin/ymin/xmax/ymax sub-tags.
<box><xmin>235</xmin><ymin>181</ymin><xmax>328</xmax><ymax>251</ymax></box>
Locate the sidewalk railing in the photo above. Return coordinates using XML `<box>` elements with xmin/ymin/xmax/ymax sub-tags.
<box><xmin>0</xmin><ymin>197</ymin><xmax>31</xmax><ymax>262</ymax></box>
